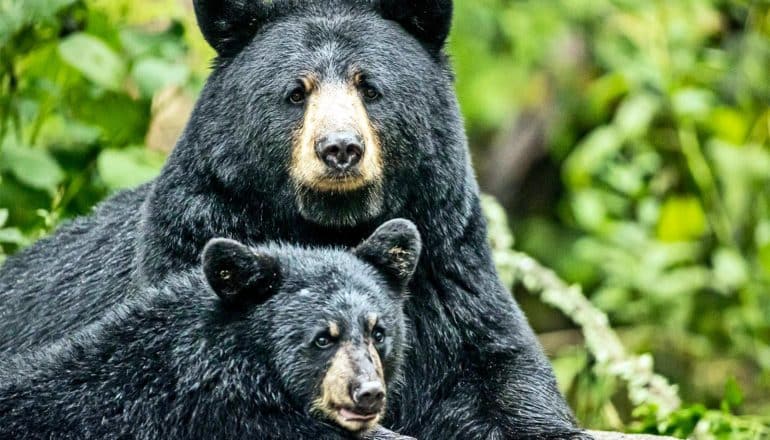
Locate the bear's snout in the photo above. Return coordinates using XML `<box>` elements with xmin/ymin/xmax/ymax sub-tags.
<box><xmin>291</xmin><ymin>80</ymin><xmax>383</xmax><ymax>194</ymax></box>
<box><xmin>315</xmin><ymin>131</ymin><xmax>365</xmax><ymax>174</ymax></box>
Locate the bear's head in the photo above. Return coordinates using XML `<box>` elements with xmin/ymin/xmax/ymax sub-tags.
<box><xmin>201</xmin><ymin>219</ymin><xmax>422</xmax><ymax>432</ymax></box>
<box><xmin>186</xmin><ymin>0</ymin><xmax>458</xmax><ymax>227</ymax></box>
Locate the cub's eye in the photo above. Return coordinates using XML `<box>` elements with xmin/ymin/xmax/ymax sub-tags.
<box><xmin>362</xmin><ymin>85</ymin><xmax>380</xmax><ymax>101</ymax></box>
<box><xmin>372</xmin><ymin>329</ymin><xmax>386</xmax><ymax>344</ymax></box>
<box><xmin>314</xmin><ymin>334</ymin><xmax>333</xmax><ymax>349</ymax></box>
<box><xmin>288</xmin><ymin>87</ymin><xmax>306</xmax><ymax>105</ymax></box>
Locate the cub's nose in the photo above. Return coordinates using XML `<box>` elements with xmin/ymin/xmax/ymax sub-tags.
<box><xmin>315</xmin><ymin>132</ymin><xmax>364</xmax><ymax>173</ymax></box>
<box><xmin>351</xmin><ymin>381</ymin><xmax>385</xmax><ymax>413</ymax></box>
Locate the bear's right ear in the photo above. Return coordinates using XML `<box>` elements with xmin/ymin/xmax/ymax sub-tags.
<box><xmin>354</xmin><ymin>219</ymin><xmax>422</xmax><ymax>290</ymax></box>
<box><xmin>193</xmin><ymin>0</ymin><xmax>277</xmax><ymax>56</ymax></box>
<box><xmin>202</xmin><ymin>238</ymin><xmax>282</xmax><ymax>306</ymax></box>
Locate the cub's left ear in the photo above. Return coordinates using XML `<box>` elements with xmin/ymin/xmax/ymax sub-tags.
<box><xmin>354</xmin><ymin>219</ymin><xmax>422</xmax><ymax>289</ymax></box>
<box><xmin>202</xmin><ymin>238</ymin><xmax>281</xmax><ymax>306</ymax></box>
<box><xmin>375</xmin><ymin>0</ymin><xmax>453</xmax><ymax>54</ymax></box>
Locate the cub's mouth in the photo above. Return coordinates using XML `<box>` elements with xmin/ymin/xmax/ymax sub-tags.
<box><xmin>332</xmin><ymin>404</ymin><xmax>383</xmax><ymax>431</ymax></box>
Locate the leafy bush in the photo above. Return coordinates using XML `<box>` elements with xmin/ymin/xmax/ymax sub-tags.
<box><xmin>451</xmin><ymin>0</ymin><xmax>770</xmax><ymax>429</ymax></box>
<box><xmin>0</xmin><ymin>0</ymin><xmax>205</xmax><ymax>257</ymax></box>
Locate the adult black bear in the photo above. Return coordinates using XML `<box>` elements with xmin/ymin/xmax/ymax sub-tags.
<box><xmin>0</xmin><ymin>0</ymin><xmax>590</xmax><ymax>438</ymax></box>
<box><xmin>0</xmin><ymin>221</ymin><xmax>420</xmax><ymax>439</ymax></box>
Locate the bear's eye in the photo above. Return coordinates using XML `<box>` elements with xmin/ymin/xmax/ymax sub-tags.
<box><xmin>314</xmin><ymin>334</ymin><xmax>333</xmax><ymax>349</ymax></box>
<box><xmin>361</xmin><ymin>85</ymin><xmax>380</xmax><ymax>101</ymax></box>
<box><xmin>372</xmin><ymin>329</ymin><xmax>386</xmax><ymax>344</ymax></box>
<box><xmin>288</xmin><ymin>87</ymin><xmax>306</xmax><ymax>105</ymax></box>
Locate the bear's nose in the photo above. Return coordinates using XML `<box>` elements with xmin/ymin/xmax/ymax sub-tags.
<box><xmin>315</xmin><ymin>132</ymin><xmax>364</xmax><ymax>173</ymax></box>
<box><xmin>351</xmin><ymin>381</ymin><xmax>385</xmax><ymax>413</ymax></box>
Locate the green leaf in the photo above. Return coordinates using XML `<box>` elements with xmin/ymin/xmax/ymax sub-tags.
<box><xmin>0</xmin><ymin>209</ymin><xmax>7</xmax><ymax>227</ymax></box>
<box><xmin>97</xmin><ymin>147</ymin><xmax>165</xmax><ymax>191</ymax></box>
<box><xmin>0</xmin><ymin>0</ymin><xmax>76</xmax><ymax>47</ymax></box>
<box><xmin>551</xmin><ymin>349</ymin><xmax>588</xmax><ymax>394</ymax></box>
<box><xmin>712</xmin><ymin>248</ymin><xmax>749</xmax><ymax>292</ymax></box>
<box><xmin>131</xmin><ymin>58</ymin><xmax>190</xmax><ymax>97</ymax></box>
<box><xmin>58</xmin><ymin>33</ymin><xmax>127</xmax><ymax>91</ymax></box>
<box><xmin>672</xmin><ymin>88</ymin><xmax>716</xmax><ymax>121</ymax></box>
<box><xmin>613</xmin><ymin>93</ymin><xmax>660</xmax><ymax>138</ymax></box>
<box><xmin>37</xmin><ymin>115</ymin><xmax>102</xmax><ymax>153</ymax></box>
<box><xmin>657</xmin><ymin>196</ymin><xmax>708</xmax><ymax>242</ymax></box>
<box><xmin>0</xmin><ymin>227</ymin><xmax>25</xmax><ymax>245</ymax></box>
<box><xmin>71</xmin><ymin>93</ymin><xmax>149</xmax><ymax>146</ymax></box>
<box><xmin>0</xmin><ymin>145</ymin><xmax>65</xmax><ymax>193</ymax></box>
<box><xmin>564</xmin><ymin>126</ymin><xmax>623</xmax><ymax>187</ymax></box>
<box><xmin>708</xmin><ymin>108</ymin><xmax>749</xmax><ymax>144</ymax></box>
<box><xmin>721</xmin><ymin>377</ymin><xmax>744</xmax><ymax>411</ymax></box>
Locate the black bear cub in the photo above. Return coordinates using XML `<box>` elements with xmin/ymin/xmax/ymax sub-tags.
<box><xmin>0</xmin><ymin>219</ymin><xmax>421</xmax><ymax>440</ymax></box>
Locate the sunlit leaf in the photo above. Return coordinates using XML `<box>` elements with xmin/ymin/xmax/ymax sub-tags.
<box><xmin>614</xmin><ymin>93</ymin><xmax>660</xmax><ymax>138</ymax></box>
<box><xmin>657</xmin><ymin>196</ymin><xmax>708</xmax><ymax>242</ymax></box>
<box><xmin>708</xmin><ymin>108</ymin><xmax>749</xmax><ymax>144</ymax></box>
<box><xmin>712</xmin><ymin>248</ymin><xmax>749</xmax><ymax>292</ymax></box>
<box><xmin>0</xmin><ymin>145</ymin><xmax>65</xmax><ymax>193</ymax></box>
<box><xmin>58</xmin><ymin>33</ymin><xmax>127</xmax><ymax>91</ymax></box>
<box><xmin>672</xmin><ymin>88</ymin><xmax>716</xmax><ymax>121</ymax></box>
<box><xmin>96</xmin><ymin>146</ymin><xmax>165</xmax><ymax>190</ymax></box>
<box><xmin>721</xmin><ymin>377</ymin><xmax>744</xmax><ymax>411</ymax></box>
<box><xmin>131</xmin><ymin>57</ymin><xmax>189</xmax><ymax>97</ymax></box>
<box><xmin>564</xmin><ymin>126</ymin><xmax>623</xmax><ymax>187</ymax></box>
<box><xmin>0</xmin><ymin>227</ymin><xmax>25</xmax><ymax>245</ymax></box>
<box><xmin>0</xmin><ymin>0</ymin><xmax>76</xmax><ymax>46</ymax></box>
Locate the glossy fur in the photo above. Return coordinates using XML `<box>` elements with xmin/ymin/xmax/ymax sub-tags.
<box><xmin>0</xmin><ymin>1</ymin><xmax>590</xmax><ymax>438</ymax></box>
<box><xmin>0</xmin><ymin>233</ymin><xmax>414</xmax><ymax>439</ymax></box>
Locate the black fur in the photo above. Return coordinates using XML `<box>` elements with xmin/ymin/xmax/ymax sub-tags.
<box><xmin>0</xmin><ymin>233</ymin><xmax>413</xmax><ymax>439</ymax></box>
<box><xmin>376</xmin><ymin>0</ymin><xmax>453</xmax><ymax>54</ymax></box>
<box><xmin>0</xmin><ymin>1</ymin><xmax>590</xmax><ymax>438</ymax></box>
<box><xmin>354</xmin><ymin>219</ymin><xmax>422</xmax><ymax>290</ymax></box>
<box><xmin>201</xmin><ymin>238</ymin><xmax>282</xmax><ymax>305</ymax></box>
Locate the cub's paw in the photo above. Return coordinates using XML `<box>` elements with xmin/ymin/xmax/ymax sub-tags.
<box><xmin>360</xmin><ymin>425</ymin><xmax>416</xmax><ymax>440</ymax></box>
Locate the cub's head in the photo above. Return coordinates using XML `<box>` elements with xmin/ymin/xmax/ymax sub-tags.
<box><xmin>190</xmin><ymin>0</ymin><xmax>457</xmax><ymax>227</ymax></box>
<box><xmin>201</xmin><ymin>219</ymin><xmax>422</xmax><ymax>431</ymax></box>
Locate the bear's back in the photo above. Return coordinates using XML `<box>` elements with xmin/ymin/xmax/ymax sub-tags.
<box><xmin>0</xmin><ymin>184</ymin><xmax>150</xmax><ymax>356</ymax></box>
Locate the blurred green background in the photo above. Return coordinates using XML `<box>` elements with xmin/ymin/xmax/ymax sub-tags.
<box><xmin>1</xmin><ymin>0</ymin><xmax>769</xmax><ymax>438</ymax></box>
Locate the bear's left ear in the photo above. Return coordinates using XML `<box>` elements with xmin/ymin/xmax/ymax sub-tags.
<box><xmin>202</xmin><ymin>238</ymin><xmax>282</xmax><ymax>306</ymax></box>
<box><xmin>354</xmin><ymin>219</ymin><xmax>422</xmax><ymax>290</ymax></box>
<box><xmin>375</xmin><ymin>0</ymin><xmax>453</xmax><ymax>54</ymax></box>
<box><xmin>193</xmin><ymin>0</ymin><xmax>277</xmax><ymax>56</ymax></box>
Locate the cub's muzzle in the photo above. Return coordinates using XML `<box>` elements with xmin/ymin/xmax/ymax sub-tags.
<box><xmin>350</xmin><ymin>380</ymin><xmax>385</xmax><ymax>415</ymax></box>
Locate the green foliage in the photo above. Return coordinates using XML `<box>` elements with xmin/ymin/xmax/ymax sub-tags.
<box><xmin>453</xmin><ymin>0</ymin><xmax>770</xmax><ymax>435</ymax></box>
<box><xmin>1</xmin><ymin>0</ymin><xmax>769</xmax><ymax>437</ymax></box>
<box><xmin>0</xmin><ymin>0</ymin><xmax>201</xmax><ymax>256</ymax></box>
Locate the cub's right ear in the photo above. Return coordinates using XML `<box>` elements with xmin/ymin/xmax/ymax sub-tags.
<box><xmin>202</xmin><ymin>238</ymin><xmax>281</xmax><ymax>306</ymax></box>
<box><xmin>354</xmin><ymin>219</ymin><xmax>422</xmax><ymax>290</ymax></box>
<box><xmin>193</xmin><ymin>0</ymin><xmax>277</xmax><ymax>56</ymax></box>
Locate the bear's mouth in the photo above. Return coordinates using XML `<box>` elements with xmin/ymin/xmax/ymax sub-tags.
<box><xmin>309</xmin><ymin>172</ymin><xmax>369</xmax><ymax>193</ymax></box>
<box><xmin>294</xmin><ymin>181</ymin><xmax>384</xmax><ymax>228</ymax></box>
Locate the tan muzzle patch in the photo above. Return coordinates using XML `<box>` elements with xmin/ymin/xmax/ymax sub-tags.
<box><xmin>313</xmin><ymin>342</ymin><xmax>386</xmax><ymax>432</ymax></box>
<box><xmin>292</xmin><ymin>82</ymin><xmax>383</xmax><ymax>192</ymax></box>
